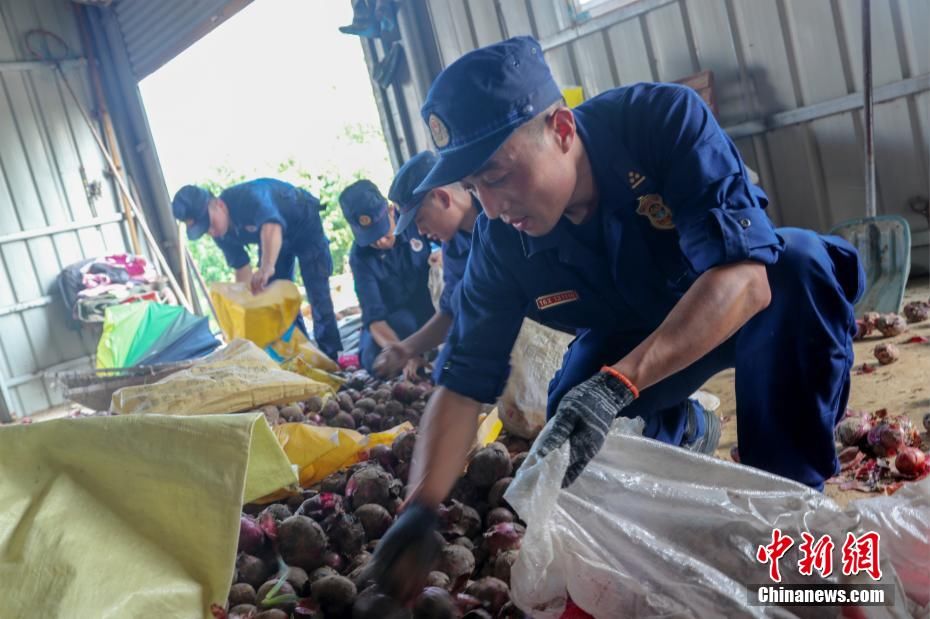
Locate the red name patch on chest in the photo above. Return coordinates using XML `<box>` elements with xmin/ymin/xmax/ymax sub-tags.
<box><xmin>536</xmin><ymin>290</ymin><xmax>580</xmax><ymax>310</ymax></box>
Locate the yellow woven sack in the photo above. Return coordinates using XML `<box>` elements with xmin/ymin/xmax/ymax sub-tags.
<box><xmin>0</xmin><ymin>412</ymin><xmax>297</xmax><ymax>619</ymax></box>
<box><xmin>210</xmin><ymin>280</ymin><xmax>302</xmax><ymax>348</ymax></box>
<box><xmin>110</xmin><ymin>339</ymin><xmax>330</xmax><ymax>415</ymax></box>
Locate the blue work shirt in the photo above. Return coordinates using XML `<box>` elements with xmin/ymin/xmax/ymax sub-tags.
<box><xmin>438</xmin><ymin>198</ymin><xmax>482</xmax><ymax>316</ymax></box>
<box><xmin>214</xmin><ymin>178</ymin><xmax>328</xmax><ymax>269</ymax></box>
<box><xmin>437</xmin><ymin>83</ymin><xmax>784</xmax><ymax>403</ymax></box>
<box><xmin>349</xmin><ymin>212</ymin><xmax>434</xmax><ymax>328</ymax></box>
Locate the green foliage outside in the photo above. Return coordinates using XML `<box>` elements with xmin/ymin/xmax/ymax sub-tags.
<box><xmin>185</xmin><ymin>123</ymin><xmax>389</xmax><ymax>286</ymax></box>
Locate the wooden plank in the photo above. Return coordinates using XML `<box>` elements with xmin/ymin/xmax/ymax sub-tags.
<box><xmin>728</xmin><ymin>0</ymin><xmax>798</xmax><ymax>115</ymax></box>
<box><xmin>570</xmin><ymin>32</ymin><xmax>615</xmax><ymax>97</ymax></box>
<box><xmin>466</xmin><ymin>0</ymin><xmax>503</xmax><ymax>47</ymax></box>
<box><xmin>682</xmin><ymin>0</ymin><xmax>748</xmax><ymax>125</ymax></box>
<box><xmin>605</xmin><ymin>18</ymin><xmax>654</xmax><ymax>85</ymax></box>
<box><xmin>643</xmin><ymin>1</ymin><xmax>695</xmax><ymax>81</ymax></box>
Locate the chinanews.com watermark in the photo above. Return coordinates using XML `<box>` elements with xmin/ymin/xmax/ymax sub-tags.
<box><xmin>748</xmin><ymin>529</ymin><xmax>895</xmax><ymax>608</ymax></box>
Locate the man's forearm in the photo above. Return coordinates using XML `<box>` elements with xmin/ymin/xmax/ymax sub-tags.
<box><xmin>407</xmin><ymin>387</ymin><xmax>482</xmax><ymax>507</ymax></box>
<box><xmin>402</xmin><ymin>312</ymin><xmax>454</xmax><ymax>356</ymax></box>
<box><xmin>369</xmin><ymin>320</ymin><xmax>401</xmax><ymax>349</ymax></box>
<box><xmin>259</xmin><ymin>223</ymin><xmax>283</xmax><ymax>272</ymax></box>
<box><xmin>612</xmin><ymin>261</ymin><xmax>771</xmax><ymax>390</ymax></box>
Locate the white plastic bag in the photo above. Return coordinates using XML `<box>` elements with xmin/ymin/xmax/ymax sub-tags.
<box><xmin>505</xmin><ymin>418</ymin><xmax>929</xmax><ymax>619</ymax></box>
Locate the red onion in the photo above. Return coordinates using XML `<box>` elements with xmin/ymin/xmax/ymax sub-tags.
<box><xmin>879</xmin><ymin>424</ymin><xmax>907</xmax><ymax>453</ymax></box>
<box><xmin>483</xmin><ymin>522</ymin><xmax>524</xmax><ymax>556</ymax></box>
<box><xmin>298</xmin><ymin>492</ymin><xmax>344</xmax><ymax>522</ymax></box>
<box><xmin>259</xmin><ymin>511</ymin><xmax>279</xmax><ymax>541</ymax></box>
<box><xmin>730</xmin><ymin>445</ymin><xmax>740</xmax><ymax>462</ymax></box>
<box><xmin>323</xmin><ymin>550</ymin><xmax>344</xmax><ymax>572</ymax></box>
<box><xmin>873</xmin><ymin>342</ymin><xmax>899</xmax><ymax>365</ymax></box>
<box><xmin>895</xmin><ymin>447</ymin><xmax>927</xmax><ymax>477</ymax></box>
<box><xmin>238</xmin><ymin>515</ymin><xmax>265</xmax><ymax>554</ymax></box>
<box><xmin>453</xmin><ymin>593</ymin><xmax>483</xmax><ymax>615</ymax></box>
<box><xmin>835</xmin><ymin>414</ymin><xmax>872</xmax><ymax>446</ymax></box>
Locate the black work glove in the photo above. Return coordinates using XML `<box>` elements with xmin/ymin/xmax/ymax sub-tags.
<box><xmin>536</xmin><ymin>370</ymin><xmax>637</xmax><ymax>487</ymax></box>
<box><xmin>360</xmin><ymin>501</ymin><xmax>440</xmax><ymax>602</ymax></box>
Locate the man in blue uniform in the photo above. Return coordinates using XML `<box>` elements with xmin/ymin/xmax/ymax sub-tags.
<box><xmin>372</xmin><ymin>151</ymin><xmax>481</xmax><ymax>380</ymax></box>
<box><xmin>339</xmin><ymin>179</ymin><xmax>434</xmax><ymax>374</ymax></box>
<box><xmin>172</xmin><ymin>179</ymin><xmax>343</xmax><ymax>360</ymax></box>
<box><xmin>364</xmin><ymin>37</ymin><xmax>863</xmax><ymax>598</ymax></box>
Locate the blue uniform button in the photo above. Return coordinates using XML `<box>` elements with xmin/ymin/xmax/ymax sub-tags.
<box><xmin>739</xmin><ymin>217</ymin><xmax>752</xmax><ymax>229</ymax></box>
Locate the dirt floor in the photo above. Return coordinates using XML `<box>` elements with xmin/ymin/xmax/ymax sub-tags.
<box><xmin>707</xmin><ymin>277</ymin><xmax>930</xmax><ymax>507</ymax></box>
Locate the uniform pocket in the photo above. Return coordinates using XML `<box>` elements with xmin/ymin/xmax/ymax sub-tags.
<box><xmin>823</xmin><ymin>236</ymin><xmax>865</xmax><ymax>304</ymax></box>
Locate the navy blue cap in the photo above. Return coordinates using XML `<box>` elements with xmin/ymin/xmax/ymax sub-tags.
<box><xmin>172</xmin><ymin>185</ymin><xmax>213</xmax><ymax>240</ymax></box>
<box><xmin>415</xmin><ymin>36</ymin><xmax>562</xmax><ymax>194</ymax></box>
<box><xmin>339</xmin><ymin>179</ymin><xmax>391</xmax><ymax>246</ymax></box>
<box><xmin>389</xmin><ymin>151</ymin><xmax>438</xmax><ymax>236</ymax></box>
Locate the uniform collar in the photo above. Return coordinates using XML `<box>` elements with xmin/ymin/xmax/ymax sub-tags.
<box><xmin>519</xmin><ymin>216</ymin><xmax>599</xmax><ymax>270</ymax></box>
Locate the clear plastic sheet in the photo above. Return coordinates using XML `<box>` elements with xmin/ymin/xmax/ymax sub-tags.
<box><xmin>506</xmin><ymin>418</ymin><xmax>929</xmax><ymax>619</ymax></box>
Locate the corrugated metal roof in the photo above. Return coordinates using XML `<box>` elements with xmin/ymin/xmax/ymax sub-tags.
<box><xmin>113</xmin><ymin>0</ymin><xmax>252</xmax><ymax>80</ymax></box>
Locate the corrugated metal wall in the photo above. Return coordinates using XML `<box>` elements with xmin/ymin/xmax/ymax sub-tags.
<box><xmin>0</xmin><ymin>0</ymin><xmax>131</xmax><ymax>417</ymax></box>
<box><xmin>390</xmin><ymin>0</ymin><xmax>930</xmax><ymax>271</ymax></box>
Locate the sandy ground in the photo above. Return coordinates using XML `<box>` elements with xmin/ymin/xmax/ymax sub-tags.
<box><xmin>707</xmin><ymin>278</ymin><xmax>930</xmax><ymax>507</ymax></box>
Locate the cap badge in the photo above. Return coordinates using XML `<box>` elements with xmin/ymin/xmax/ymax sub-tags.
<box><xmin>428</xmin><ymin>113</ymin><xmax>450</xmax><ymax>148</ymax></box>
<box><xmin>636</xmin><ymin>194</ymin><xmax>675</xmax><ymax>230</ymax></box>
<box><xmin>410</xmin><ymin>238</ymin><xmax>424</xmax><ymax>252</ymax></box>
<box><xmin>358</xmin><ymin>215</ymin><xmax>372</xmax><ymax>227</ymax></box>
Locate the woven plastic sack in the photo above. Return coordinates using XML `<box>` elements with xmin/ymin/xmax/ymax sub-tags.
<box><xmin>260</xmin><ymin>409</ymin><xmax>504</xmax><ymax>504</ymax></box>
<box><xmin>0</xmin><ymin>412</ymin><xmax>297</xmax><ymax>619</ymax></box>
<box><xmin>210</xmin><ymin>280</ymin><xmax>301</xmax><ymax>347</ymax></box>
<box><xmin>110</xmin><ymin>339</ymin><xmax>331</xmax><ymax>415</ymax></box>
<box><xmin>506</xmin><ymin>418</ymin><xmax>928</xmax><ymax>619</ymax></box>
<box><xmin>498</xmin><ymin>319</ymin><xmax>573</xmax><ymax>439</ymax></box>
<box><xmin>280</xmin><ymin>355</ymin><xmax>344</xmax><ymax>390</ymax></box>
<box><xmin>266</xmin><ymin>320</ymin><xmax>339</xmax><ymax>372</ymax></box>
<box><xmin>500</xmin><ymin>321</ymin><xmax>721</xmax><ymax>440</ymax></box>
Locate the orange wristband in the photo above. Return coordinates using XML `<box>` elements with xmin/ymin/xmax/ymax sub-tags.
<box><xmin>600</xmin><ymin>366</ymin><xmax>640</xmax><ymax>399</ymax></box>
